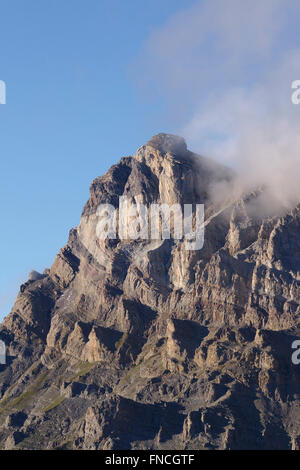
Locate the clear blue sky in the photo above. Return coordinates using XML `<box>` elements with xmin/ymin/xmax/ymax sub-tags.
<box><xmin>0</xmin><ymin>0</ymin><xmax>196</xmax><ymax>319</ymax></box>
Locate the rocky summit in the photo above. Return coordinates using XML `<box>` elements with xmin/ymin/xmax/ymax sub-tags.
<box><xmin>0</xmin><ymin>133</ymin><xmax>300</xmax><ymax>450</ymax></box>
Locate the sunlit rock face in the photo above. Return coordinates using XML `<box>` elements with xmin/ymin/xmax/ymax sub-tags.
<box><xmin>0</xmin><ymin>134</ymin><xmax>300</xmax><ymax>450</ymax></box>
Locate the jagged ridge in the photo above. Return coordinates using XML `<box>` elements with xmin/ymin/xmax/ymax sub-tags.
<box><xmin>0</xmin><ymin>134</ymin><xmax>300</xmax><ymax>450</ymax></box>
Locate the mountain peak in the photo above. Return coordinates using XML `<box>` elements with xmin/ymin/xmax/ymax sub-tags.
<box><xmin>146</xmin><ymin>133</ymin><xmax>187</xmax><ymax>156</ymax></box>
<box><xmin>1</xmin><ymin>134</ymin><xmax>300</xmax><ymax>450</ymax></box>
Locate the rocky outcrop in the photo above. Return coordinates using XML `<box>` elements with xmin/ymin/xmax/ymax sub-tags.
<box><xmin>0</xmin><ymin>133</ymin><xmax>299</xmax><ymax>449</ymax></box>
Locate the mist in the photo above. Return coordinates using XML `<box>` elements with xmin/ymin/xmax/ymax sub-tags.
<box><xmin>136</xmin><ymin>0</ymin><xmax>300</xmax><ymax>216</ymax></box>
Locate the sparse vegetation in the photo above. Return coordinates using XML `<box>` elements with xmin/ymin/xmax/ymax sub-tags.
<box><xmin>115</xmin><ymin>332</ymin><xmax>128</xmax><ymax>350</ymax></box>
<box><xmin>43</xmin><ymin>395</ymin><xmax>65</xmax><ymax>413</ymax></box>
<box><xmin>0</xmin><ymin>370</ymin><xmax>49</xmax><ymax>414</ymax></box>
<box><xmin>121</xmin><ymin>363</ymin><xmax>141</xmax><ymax>384</ymax></box>
<box><xmin>68</xmin><ymin>361</ymin><xmax>97</xmax><ymax>382</ymax></box>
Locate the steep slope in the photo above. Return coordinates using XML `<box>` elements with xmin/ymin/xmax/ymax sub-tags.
<box><xmin>0</xmin><ymin>133</ymin><xmax>299</xmax><ymax>450</ymax></box>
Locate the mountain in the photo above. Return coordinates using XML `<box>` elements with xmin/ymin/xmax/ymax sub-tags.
<box><xmin>0</xmin><ymin>133</ymin><xmax>300</xmax><ymax>450</ymax></box>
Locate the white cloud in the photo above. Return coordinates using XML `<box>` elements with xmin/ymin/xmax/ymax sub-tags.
<box><xmin>137</xmin><ymin>0</ymin><xmax>300</xmax><ymax>213</ymax></box>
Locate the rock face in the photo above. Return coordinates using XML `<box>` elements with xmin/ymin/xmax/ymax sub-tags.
<box><xmin>0</xmin><ymin>133</ymin><xmax>300</xmax><ymax>449</ymax></box>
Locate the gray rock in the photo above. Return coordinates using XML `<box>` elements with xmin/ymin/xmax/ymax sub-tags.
<box><xmin>0</xmin><ymin>134</ymin><xmax>300</xmax><ymax>450</ymax></box>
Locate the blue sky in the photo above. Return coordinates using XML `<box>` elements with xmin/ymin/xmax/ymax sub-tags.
<box><xmin>0</xmin><ymin>0</ymin><xmax>197</xmax><ymax>319</ymax></box>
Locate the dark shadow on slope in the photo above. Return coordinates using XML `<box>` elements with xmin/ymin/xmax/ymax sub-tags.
<box><xmin>172</xmin><ymin>320</ymin><xmax>209</xmax><ymax>358</ymax></box>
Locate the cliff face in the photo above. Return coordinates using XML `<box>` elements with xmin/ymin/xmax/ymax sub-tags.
<box><xmin>0</xmin><ymin>133</ymin><xmax>300</xmax><ymax>450</ymax></box>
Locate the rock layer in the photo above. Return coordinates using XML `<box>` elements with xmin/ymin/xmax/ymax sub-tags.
<box><xmin>0</xmin><ymin>133</ymin><xmax>299</xmax><ymax>450</ymax></box>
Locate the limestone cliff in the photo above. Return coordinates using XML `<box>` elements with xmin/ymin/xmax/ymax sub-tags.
<box><xmin>0</xmin><ymin>134</ymin><xmax>299</xmax><ymax>450</ymax></box>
